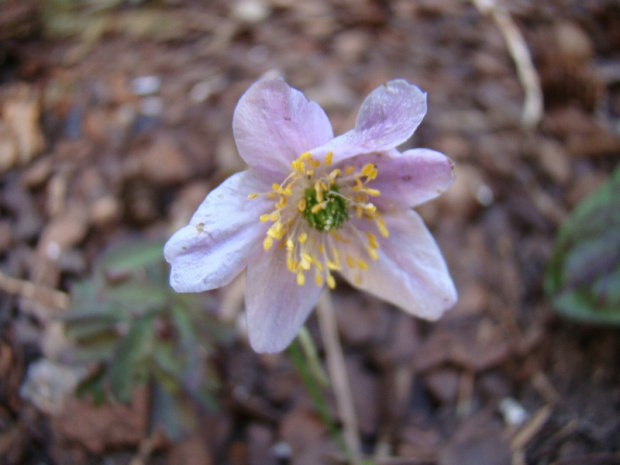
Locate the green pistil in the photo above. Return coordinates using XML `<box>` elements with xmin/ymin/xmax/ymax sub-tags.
<box><xmin>302</xmin><ymin>185</ymin><xmax>348</xmax><ymax>231</ymax></box>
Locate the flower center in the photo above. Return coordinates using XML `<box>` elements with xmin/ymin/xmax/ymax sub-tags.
<box><xmin>248</xmin><ymin>151</ymin><xmax>389</xmax><ymax>289</ymax></box>
<box><xmin>302</xmin><ymin>184</ymin><xmax>348</xmax><ymax>231</ymax></box>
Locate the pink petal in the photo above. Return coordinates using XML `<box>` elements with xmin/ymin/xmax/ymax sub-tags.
<box><xmin>164</xmin><ymin>170</ymin><xmax>272</xmax><ymax>293</ymax></box>
<box><xmin>245</xmin><ymin>249</ymin><xmax>324</xmax><ymax>353</ymax></box>
<box><xmin>347</xmin><ymin>148</ymin><xmax>456</xmax><ymax>208</ymax></box>
<box><xmin>312</xmin><ymin>80</ymin><xmax>427</xmax><ymax>165</ymax></box>
<box><xmin>339</xmin><ymin>209</ymin><xmax>457</xmax><ymax>320</ymax></box>
<box><xmin>233</xmin><ymin>78</ymin><xmax>334</xmax><ymax>178</ymax></box>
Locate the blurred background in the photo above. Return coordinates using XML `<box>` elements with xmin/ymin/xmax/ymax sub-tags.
<box><xmin>1</xmin><ymin>0</ymin><xmax>619</xmax><ymax>464</ymax></box>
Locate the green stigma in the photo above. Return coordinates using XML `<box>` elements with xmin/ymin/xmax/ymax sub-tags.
<box><xmin>302</xmin><ymin>185</ymin><xmax>348</xmax><ymax>231</ymax></box>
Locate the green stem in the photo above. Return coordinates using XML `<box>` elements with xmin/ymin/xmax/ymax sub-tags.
<box><xmin>288</xmin><ymin>333</ymin><xmax>348</xmax><ymax>456</ymax></box>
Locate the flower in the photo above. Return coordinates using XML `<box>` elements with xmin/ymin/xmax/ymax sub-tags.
<box><xmin>164</xmin><ymin>78</ymin><xmax>457</xmax><ymax>353</ymax></box>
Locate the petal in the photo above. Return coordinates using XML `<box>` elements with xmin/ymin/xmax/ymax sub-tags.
<box><xmin>311</xmin><ymin>80</ymin><xmax>427</xmax><ymax>164</ymax></box>
<box><xmin>339</xmin><ymin>209</ymin><xmax>457</xmax><ymax>320</ymax></box>
<box><xmin>347</xmin><ymin>148</ymin><xmax>456</xmax><ymax>208</ymax></box>
<box><xmin>233</xmin><ymin>78</ymin><xmax>334</xmax><ymax>178</ymax></box>
<box><xmin>164</xmin><ymin>170</ymin><xmax>272</xmax><ymax>293</ymax></box>
<box><xmin>245</xmin><ymin>249</ymin><xmax>323</xmax><ymax>353</ymax></box>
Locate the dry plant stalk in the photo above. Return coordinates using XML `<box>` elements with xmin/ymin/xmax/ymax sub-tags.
<box><xmin>0</xmin><ymin>270</ymin><xmax>69</xmax><ymax>310</ymax></box>
<box><xmin>472</xmin><ymin>0</ymin><xmax>544</xmax><ymax>128</ymax></box>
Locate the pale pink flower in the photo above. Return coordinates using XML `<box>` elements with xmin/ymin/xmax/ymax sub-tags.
<box><xmin>164</xmin><ymin>78</ymin><xmax>457</xmax><ymax>353</ymax></box>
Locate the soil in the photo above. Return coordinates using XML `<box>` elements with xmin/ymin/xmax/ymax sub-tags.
<box><xmin>1</xmin><ymin>0</ymin><xmax>619</xmax><ymax>464</ymax></box>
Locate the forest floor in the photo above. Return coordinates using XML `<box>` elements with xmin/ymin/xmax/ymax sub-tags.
<box><xmin>1</xmin><ymin>0</ymin><xmax>619</xmax><ymax>464</ymax></box>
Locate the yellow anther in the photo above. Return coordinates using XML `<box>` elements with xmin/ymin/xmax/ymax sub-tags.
<box><xmin>314</xmin><ymin>272</ymin><xmax>323</xmax><ymax>287</ymax></box>
<box><xmin>272</xmin><ymin>183</ymin><xmax>280</xmax><ymax>191</ymax></box>
<box><xmin>298</xmin><ymin>232</ymin><xmax>308</xmax><ymax>243</ymax></box>
<box><xmin>291</xmin><ymin>160</ymin><xmax>304</xmax><ymax>173</ymax></box>
<box><xmin>297</xmin><ymin>197</ymin><xmax>306</xmax><ymax>212</ymax></box>
<box><xmin>326</xmin><ymin>274</ymin><xmax>336</xmax><ymax>289</ymax></box>
<box><xmin>286</xmin><ymin>238</ymin><xmax>294</xmax><ymax>250</ymax></box>
<box><xmin>259</xmin><ymin>214</ymin><xmax>270</xmax><ymax>222</ymax></box>
<box><xmin>363</xmin><ymin>204</ymin><xmax>377</xmax><ymax>214</ymax></box>
<box><xmin>365</xmin><ymin>188</ymin><xmax>380</xmax><ymax>197</ymax></box>
<box><xmin>367</xmin><ymin>247</ymin><xmax>379</xmax><ymax>260</ymax></box>
<box><xmin>263</xmin><ymin>236</ymin><xmax>273</xmax><ymax>250</ymax></box>
<box><xmin>311</xmin><ymin>159</ymin><xmax>320</xmax><ymax>169</ymax></box>
<box><xmin>269</xmin><ymin>211</ymin><xmax>280</xmax><ymax>221</ymax></box>
<box><xmin>317</xmin><ymin>243</ymin><xmax>325</xmax><ymax>254</ymax></box>
<box><xmin>299</xmin><ymin>152</ymin><xmax>311</xmax><ymax>161</ymax></box>
<box><xmin>368</xmin><ymin>168</ymin><xmax>378</xmax><ymax>180</ymax></box>
<box><xmin>328</xmin><ymin>169</ymin><xmax>340</xmax><ymax>180</ymax></box>
<box><xmin>344</xmin><ymin>165</ymin><xmax>355</xmax><ymax>175</ymax></box>
<box><xmin>346</xmin><ymin>254</ymin><xmax>356</xmax><ymax>268</ymax></box>
<box><xmin>357</xmin><ymin>259</ymin><xmax>368</xmax><ymax>270</ymax></box>
<box><xmin>375</xmin><ymin>215</ymin><xmax>389</xmax><ymax>238</ymax></box>
<box><xmin>366</xmin><ymin>232</ymin><xmax>379</xmax><ymax>249</ymax></box>
<box><xmin>311</xmin><ymin>204</ymin><xmax>323</xmax><ymax>214</ymax></box>
<box><xmin>247</xmin><ymin>193</ymin><xmax>259</xmax><ymax>200</ymax></box>
<box><xmin>297</xmin><ymin>272</ymin><xmax>305</xmax><ymax>286</ymax></box>
<box><xmin>315</xmin><ymin>181</ymin><xmax>323</xmax><ymax>203</ymax></box>
<box><xmin>275</xmin><ymin>197</ymin><xmax>286</xmax><ymax>208</ymax></box>
<box><xmin>301</xmin><ymin>253</ymin><xmax>312</xmax><ymax>270</ymax></box>
<box><xmin>324</xmin><ymin>151</ymin><xmax>333</xmax><ymax>165</ymax></box>
<box><xmin>287</xmin><ymin>255</ymin><xmax>297</xmax><ymax>272</ymax></box>
<box><xmin>331</xmin><ymin>247</ymin><xmax>340</xmax><ymax>266</ymax></box>
<box><xmin>361</xmin><ymin>163</ymin><xmax>375</xmax><ymax>177</ymax></box>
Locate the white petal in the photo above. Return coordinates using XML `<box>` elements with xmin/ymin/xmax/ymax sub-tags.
<box><xmin>339</xmin><ymin>209</ymin><xmax>457</xmax><ymax>320</ymax></box>
<box><xmin>164</xmin><ymin>170</ymin><xmax>272</xmax><ymax>292</ymax></box>
<box><xmin>311</xmin><ymin>80</ymin><xmax>427</xmax><ymax>165</ymax></box>
<box><xmin>346</xmin><ymin>148</ymin><xmax>456</xmax><ymax>208</ymax></box>
<box><xmin>233</xmin><ymin>78</ymin><xmax>334</xmax><ymax>178</ymax></box>
<box><xmin>245</xmin><ymin>248</ymin><xmax>324</xmax><ymax>353</ymax></box>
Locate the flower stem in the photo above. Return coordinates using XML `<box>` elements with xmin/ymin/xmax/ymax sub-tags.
<box><xmin>317</xmin><ymin>290</ymin><xmax>362</xmax><ymax>458</ymax></box>
<box><xmin>288</xmin><ymin>334</ymin><xmax>347</xmax><ymax>453</ymax></box>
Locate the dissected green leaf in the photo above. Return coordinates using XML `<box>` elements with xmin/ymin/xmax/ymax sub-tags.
<box><xmin>108</xmin><ymin>314</ymin><xmax>155</xmax><ymax>402</ymax></box>
<box><xmin>545</xmin><ymin>166</ymin><xmax>620</xmax><ymax>325</ymax></box>
<box><xmin>95</xmin><ymin>238</ymin><xmax>166</xmax><ymax>277</ymax></box>
<box><xmin>75</xmin><ymin>367</ymin><xmax>107</xmax><ymax>405</ymax></box>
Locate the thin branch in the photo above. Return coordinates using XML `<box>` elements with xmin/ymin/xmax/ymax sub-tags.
<box><xmin>472</xmin><ymin>0</ymin><xmax>543</xmax><ymax>128</ymax></box>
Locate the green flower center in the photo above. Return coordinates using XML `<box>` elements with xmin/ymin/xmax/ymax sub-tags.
<box><xmin>302</xmin><ymin>184</ymin><xmax>348</xmax><ymax>231</ymax></box>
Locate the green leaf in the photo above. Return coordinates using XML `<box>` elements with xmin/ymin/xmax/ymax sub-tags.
<box><xmin>545</xmin><ymin>166</ymin><xmax>620</xmax><ymax>325</ymax></box>
<box><xmin>108</xmin><ymin>314</ymin><xmax>155</xmax><ymax>402</ymax></box>
<box><xmin>95</xmin><ymin>238</ymin><xmax>166</xmax><ymax>277</ymax></box>
<box><xmin>75</xmin><ymin>367</ymin><xmax>107</xmax><ymax>405</ymax></box>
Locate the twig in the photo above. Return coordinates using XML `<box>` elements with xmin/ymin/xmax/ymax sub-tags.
<box><xmin>316</xmin><ymin>290</ymin><xmax>361</xmax><ymax>459</ymax></box>
<box><xmin>0</xmin><ymin>270</ymin><xmax>69</xmax><ymax>310</ymax></box>
<box><xmin>472</xmin><ymin>0</ymin><xmax>543</xmax><ymax>128</ymax></box>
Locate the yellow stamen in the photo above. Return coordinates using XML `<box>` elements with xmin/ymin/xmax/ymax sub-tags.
<box><xmin>324</xmin><ymin>151</ymin><xmax>333</xmax><ymax>165</ymax></box>
<box><xmin>298</xmin><ymin>232</ymin><xmax>308</xmax><ymax>243</ymax></box>
<box><xmin>375</xmin><ymin>215</ymin><xmax>389</xmax><ymax>238</ymax></box>
<box><xmin>263</xmin><ymin>236</ymin><xmax>273</xmax><ymax>250</ymax></box>
<box><xmin>297</xmin><ymin>272</ymin><xmax>305</xmax><ymax>286</ymax></box>
<box><xmin>247</xmin><ymin>193</ymin><xmax>259</xmax><ymax>200</ymax></box>
<box><xmin>361</xmin><ymin>163</ymin><xmax>375</xmax><ymax>177</ymax></box>
<box><xmin>366</xmin><ymin>232</ymin><xmax>379</xmax><ymax>249</ymax></box>
<box><xmin>259</xmin><ymin>214</ymin><xmax>270</xmax><ymax>222</ymax></box>
<box><xmin>326</xmin><ymin>274</ymin><xmax>335</xmax><ymax>289</ymax></box>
